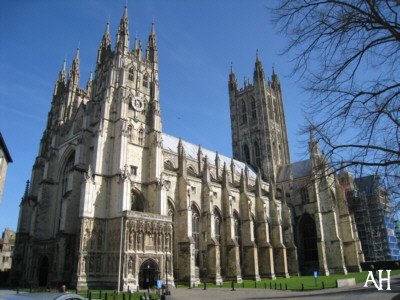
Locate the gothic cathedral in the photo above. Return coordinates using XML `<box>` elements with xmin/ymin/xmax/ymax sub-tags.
<box><xmin>11</xmin><ymin>8</ymin><xmax>364</xmax><ymax>290</ymax></box>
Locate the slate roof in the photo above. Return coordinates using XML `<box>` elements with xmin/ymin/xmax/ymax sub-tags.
<box><xmin>162</xmin><ymin>133</ymin><xmax>257</xmax><ymax>180</ymax></box>
<box><xmin>277</xmin><ymin>159</ymin><xmax>312</xmax><ymax>182</ymax></box>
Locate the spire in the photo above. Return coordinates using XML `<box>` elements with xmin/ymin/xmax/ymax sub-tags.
<box><xmin>116</xmin><ymin>6</ymin><xmax>130</xmax><ymax>54</ymax></box>
<box><xmin>228</xmin><ymin>62</ymin><xmax>237</xmax><ymax>91</ymax></box>
<box><xmin>97</xmin><ymin>22</ymin><xmax>112</xmax><ymax>65</ymax></box>
<box><xmin>86</xmin><ymin>71</ymin><xmax>94</xmax><ymax>98</ymax></box>
<box><xmin>133</xmin><ymin>35</ymin><xmax>142</xmax><ymax>58</ymax></box>
<box><xmin>68</xmin><ymin>48</ymin><xmax>80</xmax><ymax>87</ymax></box>
<box><xmin>53</xmin><ymin>59</ymin><xmax>67</xmax><ymax>96</ymax></box>
<box><xmin>271</xmin><ymin>66</ymin><xmax>281</xmax><ymax>91</ymax></box>
<box><xmin>104</xmin><ymin>22</ymin><xmax>111</xmax><ymax>46</ymax></box>
<box><xmin>59</xmin><ymin>59</ymin><xmax>66</xmax><ymax>82</ymax></box>
<box><xmin>146</xmin><ymin>22</ymin><xmax>158</xmax><ymax>64</ymax></box>
<box><xmin>215</xmin><ymin>152</ymin><xmax>220</xmax><ymax>178</ymax></box>
<box><xmin>253</xmin><ymin>50</ymin><xmax>265</xmax><ymax>83</ymax></box>
<box><xmin>222</xmin><ymin>162</ymin><xmax>229</xmax><ymax>187</ymax></box>
<box><xmin>308</xmin><ymin>126</ymin><xmax>320</xmax><ymax>158</ymax></box>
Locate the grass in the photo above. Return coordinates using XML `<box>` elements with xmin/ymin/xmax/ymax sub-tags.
<box><xmin>14</xmin><ymin>269</ymin><xmax>400</xmax><ymax>297</ymax></box>
<box><xmin>177</xmin><ymin>269</ymin><xmax>400</xmax><ymax>291</ymax></box>
<box><xmin>17</xmin><ymin>288</ymin><xmax>160</xmax><ymax>300</ymax></box>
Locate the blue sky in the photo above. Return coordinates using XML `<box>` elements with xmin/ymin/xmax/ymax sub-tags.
<box><xmin>0</xmin><ymin>1</ymin><xmax>308</xmax><ymax>232</ymax></box>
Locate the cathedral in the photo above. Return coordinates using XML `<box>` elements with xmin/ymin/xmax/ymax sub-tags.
<box><xmin>11</xmin><ymin>8</ymin><xmax>364</xmax><ymax>290</ymax></box>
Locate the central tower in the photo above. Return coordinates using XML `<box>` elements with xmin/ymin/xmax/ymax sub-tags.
<box><xmin>228</xmin><ymin>55</ymin><xmax>290</xmax><ymax>182</ymax></box>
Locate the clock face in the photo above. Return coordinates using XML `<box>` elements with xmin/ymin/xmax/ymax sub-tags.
<box><xmin>123</xmin><ymin>57</ymin><xmax>130</xmax><ymax>67</ymax></box>
<box><xmin>130</xmin><ymin>96</ymin><xmax>144</xmax><ymax>112</ymax></box>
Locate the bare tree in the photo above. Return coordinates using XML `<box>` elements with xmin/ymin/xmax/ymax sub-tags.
<box><xmin>271</xmin><ymin>0</ymin><xmax>400</xmax><ymax>199</ymax></box>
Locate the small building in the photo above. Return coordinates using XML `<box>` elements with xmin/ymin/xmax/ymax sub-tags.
<box><xmin>0</xmin><ymin>133</ymin><xmax>13</xmax><ymax>203</ymax></box>
<box><xmin>0</xmin><ymin>228</ymin><xmax>16</xmax><ymax>272</ymax></box>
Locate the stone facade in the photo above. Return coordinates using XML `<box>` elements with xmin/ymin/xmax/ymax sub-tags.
<box><xmin>12</xmin><ymin>8</ymin><xmax>363</xmax><ymax>290</ymax></box>
<box><xmin>0</xmin><ymin>229</ymin><xmax>15</xmax><ymax>272</ymax></box>
<box><xmin>0</xmin><ymin>133</ymin><xmax>13</xmax><ymax>203</ymax></box>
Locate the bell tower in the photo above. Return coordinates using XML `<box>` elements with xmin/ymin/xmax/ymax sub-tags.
<box><xmin>228</xmin><ymin>54</ymin><xmax>290</xmax><ymax>182</ymax></box>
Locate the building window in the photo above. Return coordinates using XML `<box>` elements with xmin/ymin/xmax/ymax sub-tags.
<box><xmin>138</xmin><ymin>129</ymin><xmax>144</xmax><ymax>145</ymax></box>
<box><xmin>61</xmin><ymin>153</ymin><xmax>75</xmax><ymax>196</ymax></box>
<box><xmin>187</xmin><ymin>166</ymin><xmax>197</xmax><ymax>177</ymax></box>
<box><xmin>130</xmin><ymin>165</ymin><xmax>137</xmax><ymax>176</ymax></box>
<box><xmin>192</xmin><ymin>205</ymin><xmax>200</xmax><ymax>267</ymax></box>
<box><xmin>214</xmin><ymin>209</ymin><xmax>222</xmax><ymax>244</ymax></box>
<box><xmin>251</xmin><ymin>98</ymin><xmax>257</xmax><ymax>119</ymax></box>
<box><xmin>234</xmin><ymin>212</ymin><xmax>242</xmax><ymax>267</ymax></box>
<box><xmin>241</xmin><ymin>100</ymin><xmax>247</xmax><ymax>124</ymax></box>
<box><xmin>300</xmin><ymin>187</ymin><xmax>310</xmax><ymax>203</ymax></box>
<box><xmin>254</xmin><ymin>141</ymin><xmax>261</xmax><ymax>168</ymax></box>
<box><xmin>252</xmin><ymin>215</ymin><xmax>257</xmax><ymax>245</ymax></box>
<box><xmin>127</xmin><ymin>125</ymin><xmax>133</xmax><ymax>142</ymax></box>
<box><xmin>243</xmin><ymin>144</ymin><xmax>250</xmax><ymax>164</ymax></box>
<box><xmin>168</xmin><ymin>201</ymin><xmax>175</xmax><ymax>222</ymax></box>
<box><xmin>143</xmin><ymin>74</ymin><xmax>149</xmax><ymax>88</ymax></box>
<box><xmin>128</xmin><ymin>68</ymin><xmax>134</xmax><ymax>81</ymax></box>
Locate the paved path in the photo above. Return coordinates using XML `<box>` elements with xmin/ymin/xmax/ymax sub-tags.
<box><xmin>170</xmin><ymin>277</ymin><xmax>400</xmax><ymax>300</ymax></box>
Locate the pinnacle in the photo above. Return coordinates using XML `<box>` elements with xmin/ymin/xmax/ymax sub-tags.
<box><xmin>74</xmin><ymin>48</ymin><xmax>80</xmax><ymax>61</ymax></box>
<box><xmin>123</xmin><ymin>6</ymin><xmax>128</xmax><ymax>19</ymax></box>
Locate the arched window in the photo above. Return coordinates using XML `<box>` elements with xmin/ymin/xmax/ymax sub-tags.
<box><xmin>267</xmin><ymin>221</ymin><xmax>273</xmax><ymax>243</ymax></box>
<box><xmin>128</xmin><ymin>68</ymin><xmax>134</xmax><ymax>81</ymax></box>
<box><xmin>241</xmin><ymin>100</ymin><xmax>247</xmax><ymax>124</ymax></box>
<box><xmin>233</xmin><ymin>211</ymin><xmax>242</xmax><ymax>267</ymax></box>
<box><xmin>214</xmin><ymin>208</ymin><xmax>222</xmax><ymax>244</ymax></box>
<box><xmin>127</xmin><ymin>125</ymin><xmax>133</xmax><ymax>142</ymax></box>
<box><xmin>164</xmin><ymin>160</ymin><xmax>175</xmax><ymax>171</ymax></box>
<box><xmin>130</xmin><ymin>190</ymin><xmax>144</xmax><ymax>212</ymax></box>
<box><xmin>192</xmin><ymin>205</ymin><xmax>200</xmax><ymax>267</ymax></box>
<box><xmin>143</xmin><ymin>74</ymin><xmax>149</xmax><ymax>88</ymax></box>
<box><xmin>187</xmin><ymin>166</ymin><xmax>197</xmax><ymax>177</ymax></box>
<box><xmin>243</xmin><ymin>144</ymin><xmax>250</xmax><ymax>164</ymax></box>
<box><xmin>168</xmin><ymin>200</ymin><xmax>175</xmax><ymax>222</ymax></box>
<box><xmin>251</xmin><ymin>98</ymin><xmax>257</xmax><ymax>119</ymax></box>
<box><xmin>138</xmin><ymin>129</ymin><xmax>144</xmax><ymax>145</ymax></box>
<box><xmin>254</xmin><ymin>141</ymin><xmax>261</xmax><ymax>168</ymax></box>
<box><xmin>300</xmin><ymin>187</ymin><xmax>310</xmax><ymax>204</ymax></box>
<box><xmin>252</xmin><ymin>215</ymin><xmax>257</xmax><ymax>245</ymax></box>
<box><xmin>61</xmin><ymin>153</ymin><xmax>75</xmax><ymax>195</ymax></box>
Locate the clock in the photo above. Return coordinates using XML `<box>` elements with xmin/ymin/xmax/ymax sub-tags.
<box><xmin>130</xmin><ymin>96</ymin><xmax>144</xmax><ymax>112</ymax></box>
<box><xmin>123</xmin><ymin>57</ymin><xmax>130</xmax><ymax>68</ymax></box>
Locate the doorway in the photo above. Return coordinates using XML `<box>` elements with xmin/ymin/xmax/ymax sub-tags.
<box><xmin>38</xmin><ymin>256</ymin><xmax>49</xmax><ymax>287</ymax></box>
<box><xmin>139</xmin><ymin>259</ymin><xmax>159</xmax><ymax>289</ymax></box>
<box><xmin>298</xmin><ymin>214</ymin><xmax>319</xmax><ymax>275</ymax></box>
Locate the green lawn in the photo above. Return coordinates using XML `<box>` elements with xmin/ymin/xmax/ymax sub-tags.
<box><xmin>72</xmin><ymin>290</ymin><xmax>161</xmax><ymax>300</ymax></box>
<box><xmin>18</xmin><ymin>288</ymin><xmax>160</xmax><ymax>300</ymax></box>
<box><xmin>177</xmin><ymin>269</ymin><xmax>400</xmax><ymax>291</ymax></box>
<box><xmin>15</xmin><ymin>270</ymin><xmax>400</xmax><ymax>298</ymax></box>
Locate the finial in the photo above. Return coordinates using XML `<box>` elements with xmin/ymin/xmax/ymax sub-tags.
<box><xmin>151</xmin><ymin>21</ymin><xmax>156</xmax><ymax>35</ymax></box>
<box><xmin>256</xmin><ymin>49</ymin><xmax>259</xmax><ymax>61</ymax></box>
<box><xmin>230</xmin><ymin>61</ymin><xmax>233</xmax><ymax>73</ymax></box>
<box><xmin>89</xmin><ymin>71</ymin><xmax>93</xmax><ymax>81</ymax></box>
<box><xmin>75</xmin><ymin>47</ymin><xmax>80</xmax><ymax>60</ymax></box>
<box><xmin>105</xmin><ymin>21</ymin><xmax>110</xmax><ymax>34</ymax></box>
<box><xmin>123</xmin><ymin>5</ymin><xmax>128</xmax><ymax>18</ymax></box>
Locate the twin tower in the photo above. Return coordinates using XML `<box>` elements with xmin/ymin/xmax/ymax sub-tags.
<box><xmin>12</xmin><ymin>7</ymin><xmax>363</xmax><ymax>290</ymax></box>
